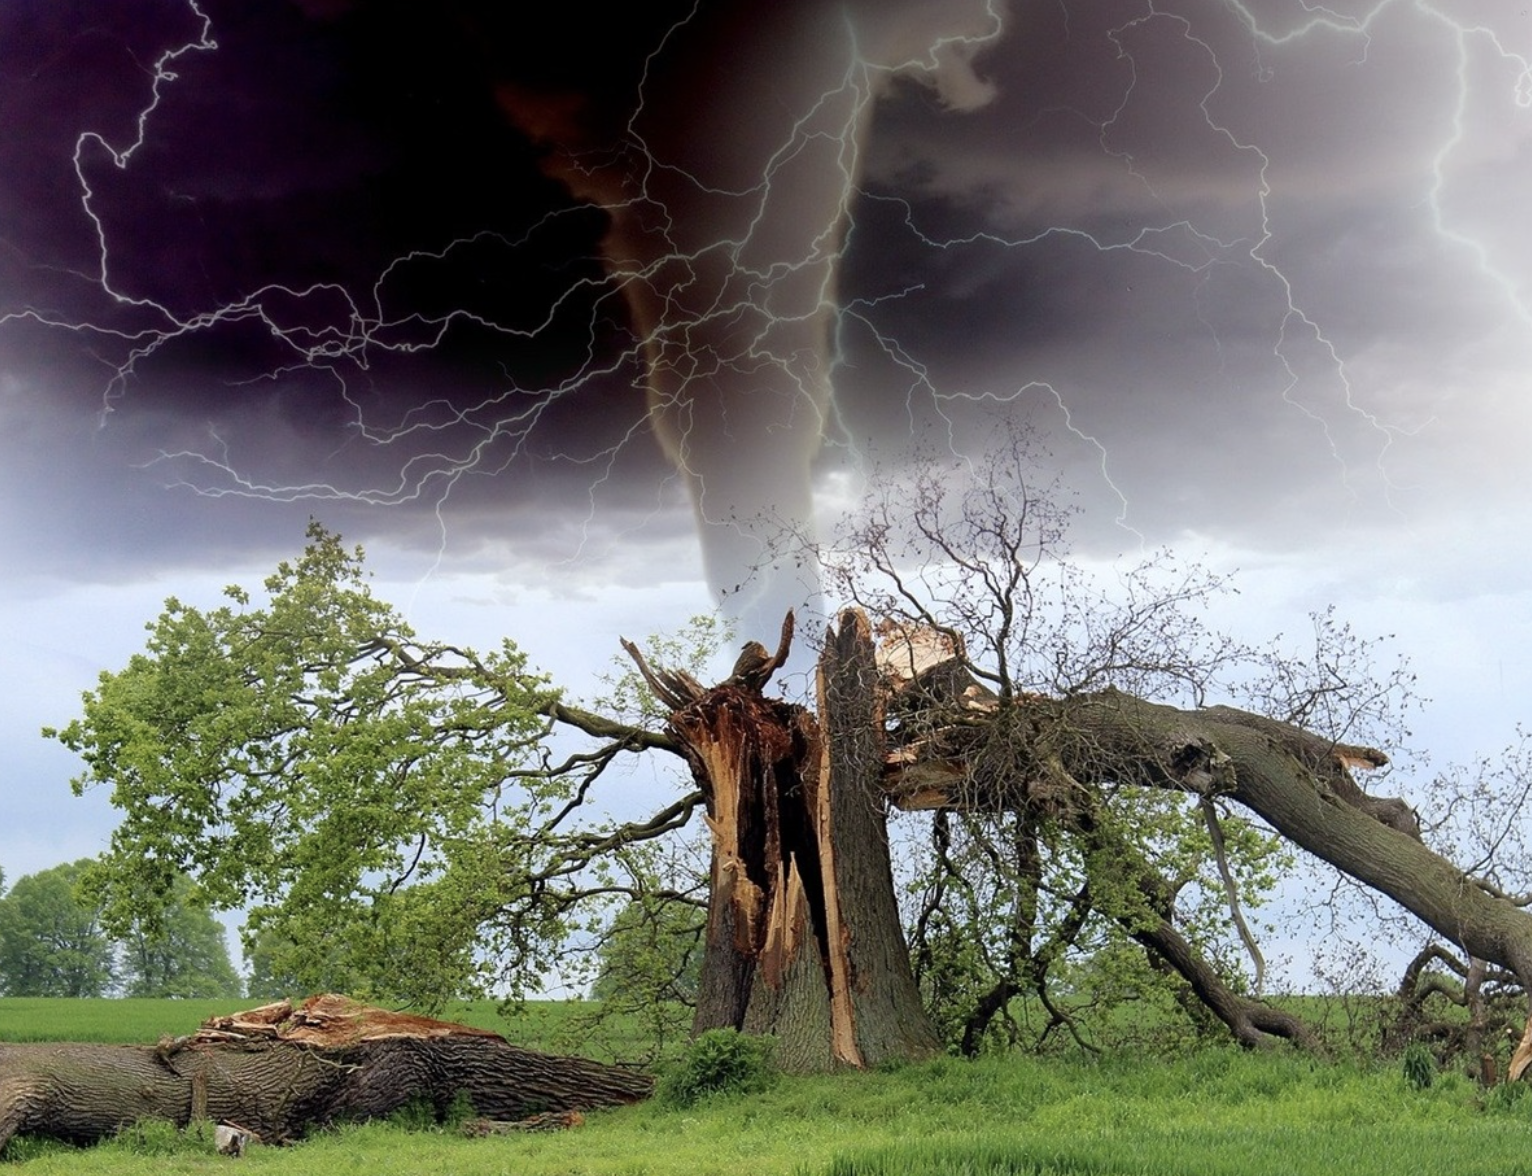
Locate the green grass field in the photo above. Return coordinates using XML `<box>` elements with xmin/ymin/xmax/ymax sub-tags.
<box><xmin>5</xmin><ymin>998</ymin><xmax>1532</xmax><ymax>1175</ymax></box>
<box><xmin>0</xmin><ymin>996</ymin><xmax>649</xmax><ymax>1058</ymax></box>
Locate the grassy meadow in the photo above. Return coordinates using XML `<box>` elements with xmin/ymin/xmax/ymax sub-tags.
<box><xmin>6</xmin><ymin>998</ymin><xmax>1532</xmax><ymax>1175</ymax></box>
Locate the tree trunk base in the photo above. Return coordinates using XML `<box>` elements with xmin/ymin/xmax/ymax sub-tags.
<box><xmin>643</xmin><ymin>613</ymin><xmax>941</xmax><ymax>1072</ymax></box>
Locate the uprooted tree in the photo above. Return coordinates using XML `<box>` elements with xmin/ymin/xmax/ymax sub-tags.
<box><xmin>40</xmin><ymin>427</ymin><xmax>1532</xmax><ymax>1080</ymax></box>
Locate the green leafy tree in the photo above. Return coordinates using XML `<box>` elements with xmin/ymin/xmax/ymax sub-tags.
<box><xmin>592</xmin><ymin>896</ymin><xmax>705</xmax><ymax>1005</ymax></box>
<box><xmin>46</xmin><ymin>522</ymin><xmax>690</xmax><ymax>1007</ymax></box>
<box><xmin>242</xmin><ymin>920</ymin><xmax>370</xmax><ymax>999</ymax></box>
<box><xmin>0</xmin><ymin>860</ymin><xmax>115</xmax><ymax>997</ymax></box>
<box><xmin>548</xmin><ymin>890</ymin><xmax>707</xmax><ymax>1065</ymax></box>
<box><xmin>242</xmin><ymin>925</ymin><xmax>310</xmax><ymax>1000</ymax></box>
<box><xmin>117</xmin><ymin>875</ymin><xmax>242</xmax><ymax>998</ymax></box>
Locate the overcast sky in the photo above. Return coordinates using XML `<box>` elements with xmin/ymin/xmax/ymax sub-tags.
<box><xmin>2</xmin><ymin>0</ymin><xmax>1530</xmax><ymax>973</ymax></box>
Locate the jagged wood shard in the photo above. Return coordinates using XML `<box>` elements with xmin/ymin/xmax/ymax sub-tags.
<box><xmin>665</xmin><ymin>610</ymin><xmax>940</xmax><ymax>1072</ymax></box>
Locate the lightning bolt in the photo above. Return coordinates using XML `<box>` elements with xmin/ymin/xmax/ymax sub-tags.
<box><xmin>830</xmin><ymin>0</ymin><xmax>1528</xmax><ymax>548</ymax></box>
<box><xmin>3</xmin><ymin>0</ymin><xmax>1526</xmax><ymax>625</ymax></box>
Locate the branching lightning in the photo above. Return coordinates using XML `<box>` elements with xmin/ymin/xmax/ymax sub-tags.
<box><xmin>3</xmin><ymin>0</ymin><xmax>1527</xmax><ymax>621</ymax></box>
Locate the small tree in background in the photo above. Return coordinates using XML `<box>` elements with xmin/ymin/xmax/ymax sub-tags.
<box><xmin>0</xmin><ymin>860</ymin><xmax>115</xmax><ymax>997</ymax></box>
<box><xmin>243</xmin><ymin>925</ymin><xmax>320</xmax><ymax>1000</ymax></box>
<box><xmin>579</xmin><ymin>890</ymin><xmax>707</xmax><ymax>1061</ymax></box>
<box><xmin>117</xmin><ymin>875</ymin><xmax>242</xmax><ymax>999</ymax></box>
<box><xmin>593</xmin><ymin>897</ymin><xmax>705</xmax><ymax>1004</ymax></box>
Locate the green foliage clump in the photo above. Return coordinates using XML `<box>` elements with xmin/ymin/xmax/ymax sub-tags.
<box><xmin>44</xmin><ymin>522</ymin><xmax>571</xmax><ymax>1006</ymax></box>
<box><xmin>658</xmin><ymin>1028</ymin><xmax>777</xmax><ymax>1107</ymax></box>
<box><xmin>0</xmin><ymin>860</ymin><xmax>115</xmax><ymax>997</ymax></box>
<box><xmin>0</xmin><ymin>862</ymin><xmax>241</xmax><ymax>1000</ymax></box>
<box><xmin>117</xmin><ymin>874</ymin><xmax>242</xmax><ymax>999</ymax></box>
<box><xmin>1403</xmin><ymin>1042</ymin><xmax>1436</xmax><ymax>1090</ymax></box>
<box><xmin>1482</xmin><ymin>1079</ymin><xmax>1531</xmax><ymax>1116</ymax></box>
<box><xmin>574</xmin><ymin>895</ymin><xmax>705</xmax><ymax>1063</ymax></box>
<box><xmin>385</xmin><ymin>1089</ymin><xmax>478</xmax><ymax>1132</ymax></box>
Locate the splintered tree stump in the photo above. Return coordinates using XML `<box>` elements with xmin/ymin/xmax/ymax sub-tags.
<box><xmin>663</xmin><ymin>612</ymin><xmax>940</xmax><ymax>1072</ymax></box>
<box><xmin>0</xmin><ymin>995</ymin><xmax>651</xmax><ymax>1153</ymax></box>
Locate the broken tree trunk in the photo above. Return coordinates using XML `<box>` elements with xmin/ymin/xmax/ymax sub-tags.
<box><xmin>636</xmin><ymin>612</ymin><xmax>940</xmax><ymax>1072</ymax></box>
<box><xmin>0</xmin><ymin>995</ymin><xmax>651</xmax><ymax>1153</ymax></box>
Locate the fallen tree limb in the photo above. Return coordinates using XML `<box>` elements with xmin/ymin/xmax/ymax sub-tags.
<box><xmin>461</xmin><ymin>1110</ymin><xmax>585</xmax><ymax>1134</ymax></box>
<box><xmin>884</xmin><ymin>677</ymin><xmax>1532</xmax><ymax>1004</ymax></box>
<box><xmin>0</xmin><ymin>996</ymin><xmax>651</xmax><ymax>1153</ymax></box>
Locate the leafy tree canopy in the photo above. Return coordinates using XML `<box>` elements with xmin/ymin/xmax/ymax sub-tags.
<box><xmin>47</xmin><ymin>521</ymin><xmax>690</xmax><ymax>1006</ymax></box>
<box><xmin>0</xmin><ymin>860</ymin><xmax>115</xmax><ymax>997</ymax></box>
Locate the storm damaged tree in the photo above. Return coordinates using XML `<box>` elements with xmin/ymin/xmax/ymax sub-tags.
<box><xmin>794</xmin><ymin>423</ymin><xmax>1532</xmax><ymax>1059</ymax></box>
<box><xmin>618</xmin><ymin>610</ymin><xmax>945</xmax><ymax>1070</ymax></box>
<box><xmin>793</xmin><ymin>431</ymin><xmax>1314</xmax><ymax>1053</ymax></box>
<box><xmin>41</xmin><ymin>435</ymin><xmax>1532</xmax><ymax>1088</ymax></box>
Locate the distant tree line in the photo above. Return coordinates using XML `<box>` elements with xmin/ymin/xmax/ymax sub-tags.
<box><xmin>0</xmin><ymin>861</ymin><xmax>241</xmax><ymax>999</ymax></box>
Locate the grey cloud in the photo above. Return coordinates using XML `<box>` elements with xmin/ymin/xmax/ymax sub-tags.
<box><xmin>1</xmin><ymin>0</ymin><xmax>1527</xmax><ymax>592</ymax></box>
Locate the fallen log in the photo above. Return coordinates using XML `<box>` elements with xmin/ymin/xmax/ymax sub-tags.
<box><xmin>0</xmin><ymin>995</ymin><xmax>651</xmax><ymax>1153</ymax></box>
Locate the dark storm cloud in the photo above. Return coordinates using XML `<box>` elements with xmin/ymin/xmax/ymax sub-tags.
<box><xmin>1</xmin><ymin>0</ymin><xmax>1527</xmax><ymax>584</ymax></box>
<box><xmin>0</xmin><ymin>0</ymin><xmax>681</xmax><ymax>577</ymax></box>
<box><xmin>836</xmin><ymin>1</ymin><xmax>1531</xmax><ymax>551</ymax></box>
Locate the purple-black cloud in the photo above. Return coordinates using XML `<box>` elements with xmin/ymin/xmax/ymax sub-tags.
<box><xmin>2</xmin><ymin>1</ymin><xmax>1528</xmax><ymax>620</ymax></box>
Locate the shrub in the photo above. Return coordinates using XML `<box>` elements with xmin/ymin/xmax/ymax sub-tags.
<box><xmin>1483</xmin><ymin>1079</ymin><xmax>1531</xmax><ymax>1115</ymax></box>
<box><xmin>658</xmin><ymin>1029</ymin><xmax>776</xmax><ymax>1107</ymax></box>
<box><xmin>1402</xmin><ymin>1043</ymin><xmax>1435</xmax><ymax>1091</ymax></box>
<box><xmin>384</xmin><ymin>1089</ymin><xmax>478</xmax><ymax>1131</ymax></box>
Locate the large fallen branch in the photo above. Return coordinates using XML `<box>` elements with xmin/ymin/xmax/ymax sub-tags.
<box><xmin>882</xmin><ymin>662</ymin><xmax>1532</xmax><ymax>1001</ymax></box>
<box><xmin>0</xmin><ymin>995</ymin><xmax>651</xmax><ymax>1153</ymax></box>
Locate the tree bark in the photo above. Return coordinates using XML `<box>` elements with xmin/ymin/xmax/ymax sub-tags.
<box><xmin>886</xmin><ymin>682</ymin><xmax>1532</xmax><ymax>1000</ymax></box>
<box><xmin>660</xmin><ymin>612</ymin><xmax>940</xmax><ymax>1072</ymax></box>
<box><xmin>0</xmin><ymin>997</ymin><xmax>651</xmax><ymax>1153</ymax></box>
